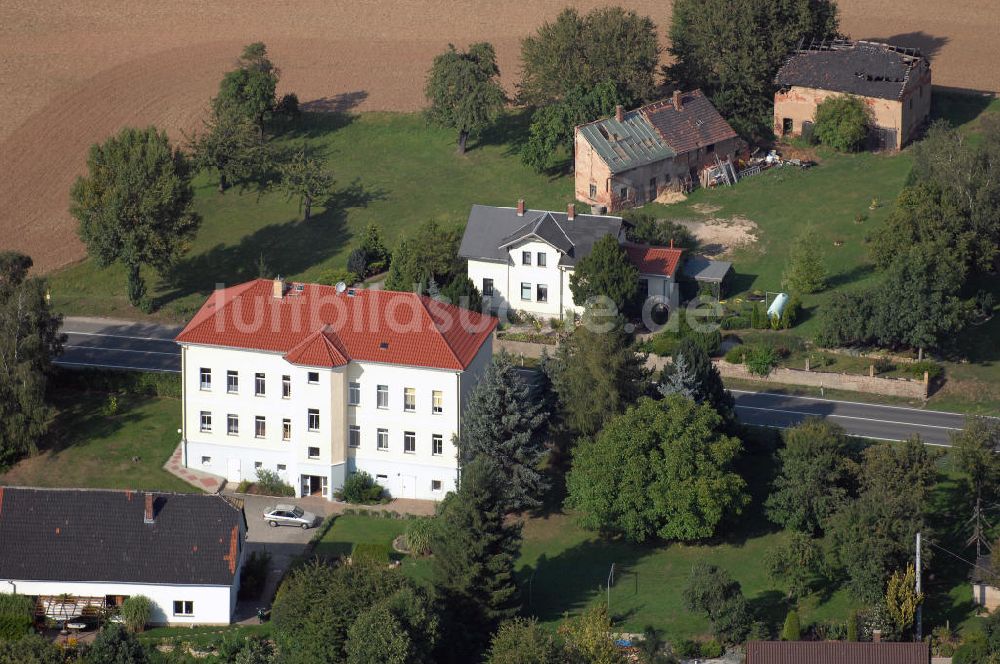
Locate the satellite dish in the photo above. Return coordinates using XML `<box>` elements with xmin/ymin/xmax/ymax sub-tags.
<box><xmin>335</xmin><ymin>281</ymin><xmax>347</xmax><ymax>293</ymax></box>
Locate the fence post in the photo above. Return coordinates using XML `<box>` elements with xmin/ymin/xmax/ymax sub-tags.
<box><xmin>805</xmin><ymin>357</ymin><xmax>810</xmax><ymax>372</ymax></box>
<box><xmin>869</xmin><ymin>364</ymin><xmax>875</xmax><ymax>378</ymax></box>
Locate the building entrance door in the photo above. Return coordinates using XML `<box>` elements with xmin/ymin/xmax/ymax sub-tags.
<box><xmin>394</xmin><ymin>475</ymin><xmax>417</xmax><ymax>500</ymax></box>
<box><xmin>300</xmin><ymin>475</ymin><xmax>327</xmax><ymax>497</ymax></box>
<box><xmin>226</xmin><ymin>458</ymin><xmax>242</xmax><ymax>483</ymax></box>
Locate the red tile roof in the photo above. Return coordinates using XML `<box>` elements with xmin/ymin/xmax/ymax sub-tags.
<box><xmin>624</xmin><ymin>244</ymin><xmax>684</xmax><ymax>277</ymax></box>
<box><xmin>746</xmin><ymin>641</ymin><xmax>930</xmax><ymax>664</ymax></box>
<box><xmin>176</xmin><ymin>279</ymin><xmax>497</xmax><ymax>371</ymax></box>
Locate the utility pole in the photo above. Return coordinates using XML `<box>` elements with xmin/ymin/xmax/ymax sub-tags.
<box><xmin>915</xmin><ymin>532</ymin><xmax>922</xmax><ymax>642</ymax></box>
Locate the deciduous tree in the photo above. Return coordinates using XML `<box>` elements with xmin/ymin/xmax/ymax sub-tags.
<box><xmin>214</xmin><ymin>42</ymin><xmax>280</xmax><ymax>131</ymax></box>
<box><xmin>425</xmin><ymin>43</ymin><xmax>506</xmax><ymax>154</ymax></box>
<box><xmin>86</xmin><ymin>625</ymin><xmax>147</xmax><ymax>664</ymax></box>
<box><xmin>683</xmin><ymin>563</ymin><xmax>753</xmax><ymax>644</ymax></box>
<box><xmin>569</xmin><ymin>235</ymin><xmax>639</xmax><ymax>316</ymax></box>
<box><xmin>431</xmin><ymin>458</ymin><xmax>521</xmax><ymax>663</ymax></box>
<box><xmin>624</xmin><ymin>212</ymin><xmax>698</xmax><ymax>250</ymax></box>
<box><xmin>277</xmin><ymin>144</ymin><xmax>335</xmax><ymax>221</ymax></box>
<box><xmin>765</xmin><ymin>419</ymin><xmax>856</xmax><ymax>536</ymax></box>
<box><xmin>189</xmin><ymin>111</ymin><xmax>269</xmax><ymax>192</ymax></box>
<box><xmin>765</xmin><ymin>532</ymin><xmax>823</xmax><ymax>601</ymax></box>
<box><xmin>459</xmin><ymin>352</ymin><xmax>549</xmax><ymax>510</ymax></box>
<box><xmin>567</xmin><ymin>395</ymin><xmax>747</xmax><ymax>543</ymax></box>
<box><xmin>813</xmin><ymin>94</ymin><xmax>871</xmax><ymax>152</ymax></box>
<box><xmin>383</xmin><ymin>221</ymin><xmax>464</xmax><ymax>292</ymax></box>
<box><xmin>0</xmin><ymin>253</ymin><xmax>63</xmax><ymax>467</ymax></box>
<box><xmin>486</xmin><ymin>618</ymin><xmax>561</xmax><ymax>664</ymax></box>
<box><xmin>782</xmin><ymin>228</ymin><xmax>827</xmax><ymax>294</ymax></box>
<box><xmin>70</xmin><ymin>126</ymin><xmax>199</xmax><ymax>306</ymax></box>
<box><xmin>345</xmin><ymin>586</ymin><xmax>439</xmax><ymax>664</ymax></box>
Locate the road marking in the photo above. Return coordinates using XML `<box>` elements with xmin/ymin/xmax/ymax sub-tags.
<box><xmin>740</xmin><ymin>422</ymin><xmax>953</xmax><ymax>447</ymax></box>
<box><xmin>63</xmin><ymin>344</ymin><xmax>180</xmax><ymax>357</ymax></box>
<box><xmin>734</xmin><ymin>404</ymin><xmax>963</xmax><ymax>431</ymax></box>
<box><xmin>64</xmin><ymin>330</ymin><xmax>178</xmax><ymax>343</ymax></box>
<box><xmin>54</xmin><ymin>360</ymin><xmax>180</xmax><ymax>373</ymax></box>
<box><xmin>730</xmin><ymin>389</ymin><xmax>979</xmax><ymax>419</ymax></box>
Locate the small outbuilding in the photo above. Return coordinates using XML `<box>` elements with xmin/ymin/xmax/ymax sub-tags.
<box><xmin>972</xmin><ymin>555</ymin><xmax>1000</xmax><ymax>612</ymax></box>
<box><xmin>680</xmin><ymin>256</ymin><xmax>734</xmax><ymax>299</ymax></box>
<box><xmin>0</xmin><ymin>487</ymin><xmax>247</xmax><ymax>626</ymax></box>
<box><xmin>773</xmin><ymin>39</ymin><xmax>931</xmax><ymax>150</ymax></box>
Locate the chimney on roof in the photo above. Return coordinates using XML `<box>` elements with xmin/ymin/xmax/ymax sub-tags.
<box><xmin>516</xmin><ymin>199</ymin><xmax>525</xmax><ymax>216</ymax></box>
<box><xmin>567</xmin><ymin>203</ymin><xmax>576</xmax><ymax>221</ymax></box>
<box><xmin>272</xmin><ymin>276</ymin><xmax>286</xmax><ymax>299</ymax></box>
<box><xmin>673</xmin><ymin>89</ymin><xmax>682</xmax><ymax>111</ymax></box>
<box><xmin>615</xmin><ymin>105</ymin><xmax>624</xmax><ymax>122</ymax></box>
<box><xmin>144</xmin><ymin>493</ymin><xmax>155</xmax><ymax>525</ymax></box>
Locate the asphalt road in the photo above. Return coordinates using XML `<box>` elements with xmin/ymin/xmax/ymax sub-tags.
<box><xmin>59</xmin><ymin>318</ymin><xmax>980</xmax><ymax>444</ymax></box>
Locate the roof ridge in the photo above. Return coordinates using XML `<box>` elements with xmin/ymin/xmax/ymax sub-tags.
<box><xmin>177</xmin><ymin>279</ymin><xmax>265</xmax><ymax>342</ymax></box>
<box><xmin>543</xmin><ymin>212</ymin><xmax>576</xmax><ymax>248</ymax></box>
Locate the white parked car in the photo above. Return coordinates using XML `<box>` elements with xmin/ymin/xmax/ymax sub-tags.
<box><xmin>263</xmin><ymin>504</ymin><xmax>317</xmax><ymax>529</ymax></box>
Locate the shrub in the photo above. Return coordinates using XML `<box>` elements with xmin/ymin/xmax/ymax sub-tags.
<box><xmin>119</xmin><ymin>595</ymin><xmax>152</xmax><ymax>633</ymax></box>
<box><xmin>255</xmin><ymin>468</ymin><xmax>295</xmax><ymax>496</ymax></box>
<box><xmin>101</xmin><ymin>394</ymin><xmax>119</xmax><ymax>416</ymax></box>
<box><xmin>336</xmin><ymin>471</ymin><xmax>384</xmax><ymax>504</ymax></box>
<box><xmin>346</xmin><ymin>248</ymin><xmax>369</xmax><ymax>278</ymax></box>
<box><xmin>744</xmin><ymin>345</ymin><xmax>778</xmax><ymax>376</ymax></box>
<box><xmin>404</xmin><ymin>517</ymin><xmax>435</xmax><ymax>555</ymax></box>
<box><xmin>673</xmin><ymin>639</ymin><xmax>700</xmax><ymax>658</ymax></box>
<box><xmin>352</xmin><ymin>542</ymin><xmax>392</xmax><ymax>565</ymax></box>
<box><xmin>646</xmin><ymin>309</ymin><xmax>722</xmax><ymax>357</ymax></box>
<box><xmin>846</xmin><ymin>610</ymin><xmax>858</xmax><ymax>641</ymax></box>
<box><xmin>721</xmin><ymin>316</ymin><xmax>750</xmax><ymax>330</ymax></box>
<box><xmin>724</xmin><ymin>345</ymin><xmax>747</xmax><ymax>364</ymax></box>
<box><xmin>315</xmin><ymin>268</ymin><xmax>359</xmax><ymax>287</ymax></box>
<box><xmin>236</xmin><ymin>479</ymin><xmax>252</xmax><ymax>493</ymax></box>
<box><xmin>906</xmin><ymin>360</ymin><xmax>943</xmax><ymax>381</ymax></box>
<box><xmin>52</xmin><ymin>368</ymin><xmax>181</xmax><ymax>398</ymax></box>
<box><xmin>814</xmin><ymin>94</ymin><xmax>870</xmax><ymax>152</ymax></box>
<box><xmin>781</xmin><ymin>610</ymin><xmax>801</xmax><ymax>641</ymax></box>
<box><xmin>700</xmin><ymin>639</ymin><xmax>723</xmax><ymax>658</ymax></box>
<box><xmin>239</xmin><ymin>550</ymin><xmax>272</xmax><ymax>599</ymax></box>
<box><xmin>0</xmin><ymin>593</ymin><xmax>33</xmax><ymax>642</ymax></box>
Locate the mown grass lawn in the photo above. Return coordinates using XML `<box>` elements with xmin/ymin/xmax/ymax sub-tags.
<box><xmin>0</xmin><ymin>388</ymin><xmax>193</xmax><ymax>493</ymax></box>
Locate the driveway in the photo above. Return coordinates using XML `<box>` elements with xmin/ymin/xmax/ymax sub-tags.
<box><xmin>233</xmin><ymin>493</ymin><xmax>335</xmax><ymax>622</ymax></box>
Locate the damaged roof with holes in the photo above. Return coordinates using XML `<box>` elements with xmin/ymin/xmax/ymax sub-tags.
<box><xmin>577</xmin><ymin>90</ymin><xmax>738</xmax><ymax>174</ymax></box>
<box><xmin>775</xmin><ymin>40</ymin><xmax>928</xmax><ymax>100</ymax></box>
<box><xmin>176</xmin><ymin>280</ymin><xmax>497</xmax><ymax>371</ymax></box>
<box><xmin>0</xmin><ymin>487</ymin><xmax>245</xmax><ymax>586</ymax></box>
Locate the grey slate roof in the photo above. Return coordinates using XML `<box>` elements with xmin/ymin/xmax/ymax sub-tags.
<box><xmin>0</xmin><ymin>487</ymin><xmax>245</xmax><ymax>586</ymax></box>
<box><xmin>682</xmin><ymin>256</ymin><xmax>733</xmax><ymax>283</ymax></box>
<box><xmin>460</xmin><ymin>205</ymin><xmax>624</xmax><ymax>268</ymax></box>
<box><xmin>775</xmin><ymin>40</ymin><xmax>927</xmax><ymax>101</ymax></box>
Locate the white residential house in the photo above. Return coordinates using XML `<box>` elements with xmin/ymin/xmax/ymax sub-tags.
<box><xmin>460</xmin><ymin>201</ymin><xmax>685</xmax><ymax>318</ymax></box>
<box><xmin>0</xmin><ymin>487</ymin><xmax>247</xmax><ymax>626</ymax></box>
<box><xmin>175</xmin><ymin>279</ymin><xmax>497</xmax><ymax>501</ymax></box>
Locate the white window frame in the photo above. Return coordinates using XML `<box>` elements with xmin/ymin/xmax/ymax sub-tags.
<box><xmin>377</xmin><ymin>385</ymin><xmax>389</xmax><ymax>409</ymax></box>
<box><xmin>307</xmin><ymin>371</ymin><xmax>320</xmax><ymax>384</ymax></box>
<box><xmin>432</xmin><ymin>434</ymin><xmax>443</xmax><ymax>456</ymax></box>
<box><xmin>226</xmin><ymin>371</ymin><xmax>238</xmax><ymax>394</ymax></box>
<box><xmin>348</xmin><ymin>382</ymin><xmax>361</xmax><ymax>406</ymax></box>
<box><xmin>199</xmin><ymin>411</ymin><xmax>212</xmax><ymax>433</ymax></box>
<box><xmin>520</xmin><ymin>282</ymin><xmax>531</xmax><ymax>301</ymax></box>
<box><xmin>349</xmin><ymin>425</ymin><xmax>360</xmax><ymax>448</ymax></box>
<box><xmin>227</xmin><ymin>414</ymin><xmax>238</xmax><ymax>436</ymax></box>
<box><xmin>173</xmin><ymin>601</ymin><xmax>193</xmax><ymax>616</ymax></box>
<box><xmin>522</xmin><ymin>250</ymin><xmax>532</xmax><ymax>266</ymax></box>
<box><xmin>254</xmin><ymin>416</ymin><xmax>266</xmax><ymax>439</ymax></box>
<box><xmin>307</xmin><ymin>409</ymin><xmax>320</xmax><ymax>432</ymax></box>
<box><xmin>431</xmin><ymin>480</ymin><xmax>443</xmax><ymax>492</ymax></box>
<box><xmin>537</xmin><ymin>252</ymin><xmax>546</xmax><ymax>267</ymax></box>
<box><xmin>282</xmin><ymin>375</ymin><xmax>291</xmax><ymax>399</ymax></box>
<box><xmin>377</xmin><ymin>428</ymin><xmax>388</xmax><ymax>451</ymax></box>
<box><xmin>307</xmin><ymin>446</ymin><xmax>320</xmax><ymax>460</ymax></box>
<box><xmin>482</xmin><ymin>278</ymin><xmax>494</xmax><ymax>297</ymax></box>
<box><xmin>403</xmin><ymin>431</ymin><xmax>416</xmax><ymax>454</ymax></box>
<box><xmin>254</xmin><ymin>372</ymin><xmax>265</xmax><ymax>397</ymax></box>
<box><xmin>403</xmin><ymin>387</ymin><xmax>416</xmax><ymax>412</ymax></box>
<box><xmin>536</xmin><ymin>284</ymin><xmax>548</xmax><ymax>303</ymax></box>
<box><xmin>200</xmin><ymin>456</ymin><xmax>211</xmax><ymax>466</ymax></box>
<box><xmin>282</xmin><ymin>418</ymin><xmax>291</xmax><ymax>441</ymax></box>
<box><xmin>199</xmin><ymin>368</ymin><xmax>211</xmax><ymax>391</ymax></box>
<box><xmin>432</xmin><ymin>391</ymin><xmax>443</xmax><ymax>414</ymax></box>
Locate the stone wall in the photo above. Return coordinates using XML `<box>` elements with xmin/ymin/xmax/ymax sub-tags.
<box><xmin>712</xmin><ymin>359</ymin><xmax>929</xmax><ymax>399</ymax></box>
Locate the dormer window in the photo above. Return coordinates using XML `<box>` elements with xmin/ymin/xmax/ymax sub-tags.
<box><xmin>537</xmin><ymin>252</ymin><xmax>547</xmax><ymax>267</ymax></box>
<box><xmin>522</xmin><ymin>251</ymin><xmax>532</xmax><ymax>266</ymax></box>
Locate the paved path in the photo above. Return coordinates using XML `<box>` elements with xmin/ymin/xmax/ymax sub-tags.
<box><xmin>163</xmin><ymin>443</ymin><xmax>226</xmax><ymax>493</ymax></box>
<box><xmin>57</xmin><ymin>317</ymin><xmax>182</xmax><ymax>373</ymax></box>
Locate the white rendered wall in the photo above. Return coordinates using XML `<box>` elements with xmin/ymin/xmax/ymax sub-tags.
<box><xmin>0</xmin><ymin>581</ymin><xmax>235</xmax><ymax>626</ymax></box>
<box><xmin>468</xmin><ymin>259</ymin><xmax>509</xmax><ymax>313</ymax></box>
<box><xmin>504</xmin><ymin>239</ymin><xmax>565</xmax><ymax>318</ymax></box>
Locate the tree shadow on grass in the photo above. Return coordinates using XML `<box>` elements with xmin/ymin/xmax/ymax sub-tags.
<box><xmin>41</xmin><ymin>390</ymin><xmax>142</xmax><ymax>454</ymax></box>
<box><xmin>156</xmin><ymin>179</ymin><xmax>385</xmax><ymax>307</ymax></box>
<box><xmin>825</xmin><ymin>263</ymin><xmax>876</xmax><ymax>290</ymax></box>
<box><xmin>477</xmin><ymin>108</ymin><xmax>534</xmax><ymax>156</ymax></box>
<box><xmin>749</xmin><ymin>589</ymin><xmax>789</xmax><ymax>634</ymax></box>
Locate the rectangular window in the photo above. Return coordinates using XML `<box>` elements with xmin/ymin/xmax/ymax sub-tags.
<box><xmin>282</xmin><ymin>418</ymin><xmax>291</xmax><ymax>441</ymax></box>
<box><xmin>201</xmin><ymin>456</ymin><xmax>211</xmax><ymax>466</ymax></box>
<box><xmin>307</xmin><ymin>409</ymin><xmax>320</xmax><ymax>432</ymax></box>
<box><xmin>254</xmin><ymin>416</ymin><xmax>266</xmax><ymax>439</ymax></box>
<box><xmin>349</xmin><ymin>425</ymin><xmax>360</xmax><ymax>448</ymax></box>
<box><xmin>619</xmin><ymin>186</ymin><xmax>628</xmax><ymax>199</ymax></box>
<box><xmin>665</xmin><ymin>172</ymin><xmax>672</xmax><ymax>184</ymax></box>
<box><xmin>404</xmin><ymin>431</ymin><xmax>416</xmax><ymax>454</ymax></box>
<box><xmin>254</xmin><ymin>373</ymin><xmax>265</xmax><ymax>396</ymax></box>
<box><xmin>639</xmin><ymin>278</ymin><xmax>649</xmax><ymax>296</ymax></box>
<box><xmin>254</xmin><ymin>461</ymin><xmax>262</xmax><ymax>469</ymax></box>
<box><xmin>199</xmin><ymin>411</ymin><xmax>212</xmax><ymax>433</ymax></box>
<box><xmin>648</xmin><ymin>176</ymin><xmax>657</xmax><ymax>200</ymax></box>
<box><xmin>377</xmin><ymin>428</ymin><xmax>388</xmax><ymax>451</ymax></box>
<box><xmin>282</xmin><ymin>375</ymin><xmax>291</xmax><ymax>398</ymax></box>
<box><xmin>377</xmin><ymin>385</ymin><xmax>389</xmax><ymax>409</ymax></box>
<box><xmin>521</xmin><ymin>282</ymin><xmax>531</xmax><ymax>301</ymax></box>
<box><xmin>227</xmin><ymin>414</ymin><xmax>238</xmax><ymax>436</ymax></box>
<box><xmin>199</xmin><ymin>368</ymin><xmax>211</xmax><ymax>390</ymax></box>
<box><xmin>277</xmin><ymin>464</ymin><xmax>286</xmax><ymax>471</ymax></box>
<box><xmin>376</xmin><ymin>474</ymin><xmax>388</xmax><ymax>482</ymax></box>
<box><xmin>308</xmin><ymin>446</ymin><xmax>320</xmax><ymax>459</ymax></box>
<box><xmin>431</xmin><ymin>480</ymin><xmax>442</xmax><ymax>492</ymax></box>
<box><xmin>348</xmin><ymin>382</ymin><xmax>360</xmax><ymax>406</ymax></box>
<box><xmin>173</xmin><ymin>601</ymin><xmax>194</xmax><ymax>616</ymax></box>
<box><xmin>227</xmin><ymin>371</ymin><xmax>238</xmax><ymax>394</ymax></box>
<box><xmin>522</xmin><ymin>250</ymin><xmax>532</xmax><ymax>266</ymax></box>
<box><xmin>307</xmin><ymin>371</ymin><xmax>319</xmax><ymax>384</ymax></box>
<box><xmin>589</xmin><ymin>183</ymin><xmax>597</xmax><ymax>198</ymax></box>
<box><xmin>432</xmin><ymin>434</ymin><xmax>443</xmax><ymax>456</ymax></box>
<box><xmin>432</xmin><ymin>391</ymin><xmax>443</xmax><ymax>414</ymax></box>
<box><xmin>537</xmin><ymin>252</ymin><xmax>547</xmax><ymax>267</ymax></box>
<box><xmin>482</xmin><ymin>278</ymin><xmax>494</xmax><ymax>297</ymax></box>
<box><xmin>404</xmin><ymin>387</ymin><xmax>416</xmax><ymax>412</ymax></box>
<box><xmin>536</xmin><ymin>284</ymin><xmax>548</xmax><ymax>303</ymax></box>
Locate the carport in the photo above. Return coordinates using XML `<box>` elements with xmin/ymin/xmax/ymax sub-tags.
<box><xmin>681</xmin><ymin>256</ymin><xmax>734</xmax><ymax>299</ymax></box>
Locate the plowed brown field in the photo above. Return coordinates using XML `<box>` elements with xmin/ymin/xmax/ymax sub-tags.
<box><xmin>1</xmin><ymin>0</ymin><xmax>997</xmax><ymax>272</ymax></box>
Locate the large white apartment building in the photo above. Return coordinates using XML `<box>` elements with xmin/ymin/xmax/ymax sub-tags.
<box><xmin>175</xmin><ymin>278</ymin><xmax>497</xmax><ymax>501</ymax></box>
<box><xmin>459</xmin><ymin>201</ymin><xmax>685</xmax><ymax>318</ymax></box>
